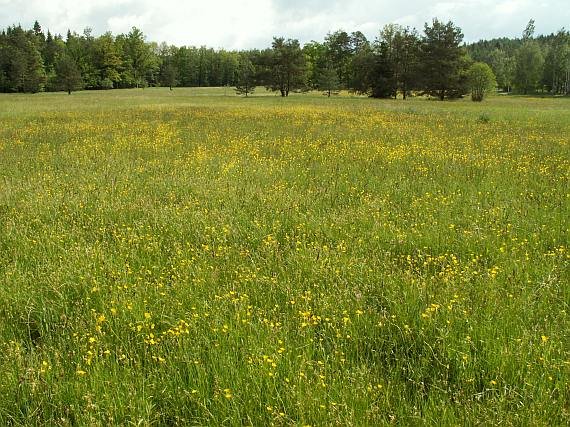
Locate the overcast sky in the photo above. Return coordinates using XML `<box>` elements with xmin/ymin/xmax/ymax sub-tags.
<box><xmin>1</xmin><ymin>0</ymin><xmax>568</xmax><ymax>49</ymax></box>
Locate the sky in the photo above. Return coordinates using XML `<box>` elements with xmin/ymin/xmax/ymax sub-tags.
<box><xmin>1</xmin><ymin>0</ymin><xmax>568</xmax><ymax>49</ymax></box>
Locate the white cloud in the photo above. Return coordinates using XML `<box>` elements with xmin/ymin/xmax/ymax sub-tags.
<box><xmin>1</xmin><ymin>0</ymin><xmax>568</xmax><ymax>48</ymax></box>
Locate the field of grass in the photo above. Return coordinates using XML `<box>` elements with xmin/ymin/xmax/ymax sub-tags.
<box><xmin>0</xmin><ymin>88</ymin><xmax>568</xmax><ymax>425</ymax></box>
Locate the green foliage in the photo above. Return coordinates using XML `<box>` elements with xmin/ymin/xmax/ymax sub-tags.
<box><xmin>262</xmin><ymin>37</ymin><xmax>306</xmax><ymax>97</ymax></box>
<box><xmin>234</xmin><ymin>56</ymin><xmax>256</xmax><ymax>96</ymax></box>
<box><xmin>487</xmin><ymin>48</ymin><xmax>515</xmax><ymax>92</ymax></box>
<box><xmin>323</xmin><ymin>30</ymin><xmax>352</xmax><ymax>88</ymax></box>
<box><xmin>94</xmin><ymin>32</ymin><xmax>122</xmax><ymax>88</ymax></box>
<box><xmin>542</xmin><ymin>29</ymin><xmax>570</xmax><ymax>94</ymax></box>
<box><xmin>0</xmin><ymin>25</ymin><xmax>46</xmax><ymax>93</ymax></box>
<box><xmin>0</xmin><ymin>19</ymin><xmax>561</xmax><ymax>97</ymax></box>
<box><xmin>468</xmin><ymin>62</ymin><xmax>497</xmax><ymax>101</ymax></box>
<box><xmin>120</xmin><ymin>27</ymin><xmax>159</xmax><ymax>88</ymax></box>
<box><xmin>55</xmin><ymin>54</ymin><xmax>83</xmax><ymax>94</ymax></box>
<box><xmin>159</xmin><ymin>46</ymin><xmax>179</xmax><ymax>91</ymax></box>
<box><xmin>315</xmin><ymin>62</ymin><xmax>340</xmax><ymax>96</ymax></box>
<box><xmin>514</xmin><ymin>40</ymin><xmax>544</xmax><ymax>94</ymax></box>
<box><xmin>420</xmin><ymin>19</ymin><xmax>469</xmax><ymax>100</ymax></box>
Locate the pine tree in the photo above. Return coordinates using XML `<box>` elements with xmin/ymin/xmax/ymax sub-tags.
<box><xmin>264</xmin><ymin>38</ymin><xmax>306</xmax><ymax>97</ymax></box>
<box><xmin>4</xmin><ymin>26</ymin><xmax>46</xmax><ymax>93</ymax></box>
<box><xmin>420</xmin><ymin>19</ymin><xmax>468</xmax><ymax>100</ymax></box>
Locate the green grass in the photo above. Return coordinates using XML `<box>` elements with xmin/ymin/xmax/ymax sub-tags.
<box><xmin>0</xmin><ymin>88</ymin><xmax>568</xmax><ymax>425</ymax></box>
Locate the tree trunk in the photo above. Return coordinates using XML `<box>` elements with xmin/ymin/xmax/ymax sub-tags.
<box><xmin>68</xmin><ymin>89</ymin><xmax>71</xmax><ymax>95</ymax></box>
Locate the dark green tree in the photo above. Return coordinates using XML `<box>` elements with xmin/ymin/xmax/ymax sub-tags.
<box><xmin>3</xmin><ymin>25</ymin><xmax>46</xmax><ymax>92</ymax></box>
<box><xmin>389</xmin><ymin>25</ymin><xmax>421</xmax><ymax>99</ymax></box>
<box><xmin>316</xmin><ymin>62</ymin><xmax>340</xmax><ymax>96</ymax></box>
<box><xmin>370</xmin><ymin>30</ymin><xmax>397</xmax><ymax>98</ymax></box>
<box><xmin>514</xmin><ymin>41</ymin><xmax>544</xmax><ymax>94</ymax></box>
<box><xmin>348</xmin><ymin>48</ymin><xmax>375</xmax><ymax>94</ymax></box>
<box><xmin>488</xmin><ymin>48</ymin><xmax>515</xmax><ymax>92</ymax></box>
<box><xmin>420</xmin><ymin>19</ymin><xmax>468</xmax><ymax>100</ymax></box>
<box><xmin>347</xmin><ymin>32</ymin><xmax>372</xmax><ymax>92</ymax></box>
<box><xmin>55</xmin><ymin>54</ymin><xmax>83</xmax><ymax>94</ymax></box>
<box><xmin>159</xmin><ymin>45</ymin><xmax>179</xmax><ymax>90</ymax></box>
<box><xmin>263</xmin><ymin>37</ymin><xmax>306</xmax><ymax>97</ymax></box>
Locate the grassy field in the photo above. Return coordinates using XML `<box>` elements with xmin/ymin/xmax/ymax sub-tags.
<box><xmin>0</xmin><ymin>88</ymin><xmax>568</xmax><ymax>425</ymax></box>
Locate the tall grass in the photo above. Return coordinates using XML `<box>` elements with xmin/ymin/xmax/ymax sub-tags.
<box><xmin>0</xmin><ymin>88</ymin><xmax>568</xmax><ymax>425</ymax></box>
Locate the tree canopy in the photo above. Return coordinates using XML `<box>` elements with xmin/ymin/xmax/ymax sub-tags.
<box><xmin>0</xmin><ymin>19</ymin><xmax>567</xmax><ymax>96</ymax></box>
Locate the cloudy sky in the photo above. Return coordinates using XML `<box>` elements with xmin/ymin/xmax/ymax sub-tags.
<box><xmin>1</xmin><ymin>0</ymin><xmax>568</xmax><ymax>48</ymax></box>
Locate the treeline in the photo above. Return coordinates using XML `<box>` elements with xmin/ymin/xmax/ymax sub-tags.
<box><xmin>0</xmin><ymin>19</ymin><xmax>568</xmax><ymax>97</ymax></box>
<box><xmin>467</xmin><ymin>20</ymin><xmax>569</xmax><ymax>95</ymax></box>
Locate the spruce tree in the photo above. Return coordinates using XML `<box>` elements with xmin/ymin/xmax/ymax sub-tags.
<box><xmin>55</xmin><ymin>55</ymin><xmax>83</xmax><ymax>94</ymax></box>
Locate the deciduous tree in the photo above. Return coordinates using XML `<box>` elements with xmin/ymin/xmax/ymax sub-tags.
<box><xmin>467</xmin><ymin>62</ymin><xmax>496</xmax><ymax>101</ymax></box>
<box><xmin>234</xmin><ymin>56</ymin><xmax>256</xmax><ymax>96</ymax></box>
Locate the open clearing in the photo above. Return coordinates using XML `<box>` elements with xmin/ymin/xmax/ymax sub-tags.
<box><xmin>0</xmin><ymin>88</ymin><xmax>568</xmax><ymax>425</ymax></box>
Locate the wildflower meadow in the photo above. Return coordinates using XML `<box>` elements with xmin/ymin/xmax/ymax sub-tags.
<box><xmin>0</xmin><ymin>88</ymin><xmax>568</xmax><ymax>425</ymax></box>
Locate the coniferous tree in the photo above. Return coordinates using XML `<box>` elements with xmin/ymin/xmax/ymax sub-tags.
<box><xmin>420</xmin><ymin>19</ymin><xmax>468</xmax><ymax>100</ymax></box>
<box><xmin>159</xmin><ymin>46</ymin><xmax>179</xmax><ymax>90</ymax></box>
<box><xmin>369</xmin><ymin>32</ymin><xmax>397</xmax><ymax>98</ymax></box>
<box><xmin>4</xmin><ymin>26</ymin><xmax>46</xmax><ymax>92</ymax></box>
<box><xmin>55</xmin><ymin>54</ymin><xmax>83</xmax><ymax>94</ymax></box>
<box><xmin>316</xmin><ymin>62</ymin><xmax>340</xmax><ymax>96</ymax></box>
<box><xmin>263</xmin><ymin>37</ymin><xmax>306</xmax><ymax>97</ymax></box>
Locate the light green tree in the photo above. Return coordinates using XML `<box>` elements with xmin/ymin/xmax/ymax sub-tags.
<box><xmin>514</xmin><ymin>20</ymin><xmax>544</xmax><ymax>94</ymax></box>
<box><xmin>467</xmin><ymin>62</ymin><xmax>496</xmax><ymax>101</ymax></box>
<box><xmin>234</xmin><ymin>56</ymin><xmax>256</xmax><ymax>97</ymax></box>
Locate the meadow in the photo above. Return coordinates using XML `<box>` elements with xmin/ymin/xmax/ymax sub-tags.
<box><xmin>0</xmin><ymin>88</ymin><xmax>568</xmax><ymax>425</ymax></box>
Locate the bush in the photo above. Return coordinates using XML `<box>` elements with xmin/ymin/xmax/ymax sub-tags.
<box><xmin>100</xmin><ymin>78</ymin><xmax>114</xmax><ymax>90</ymax></box>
